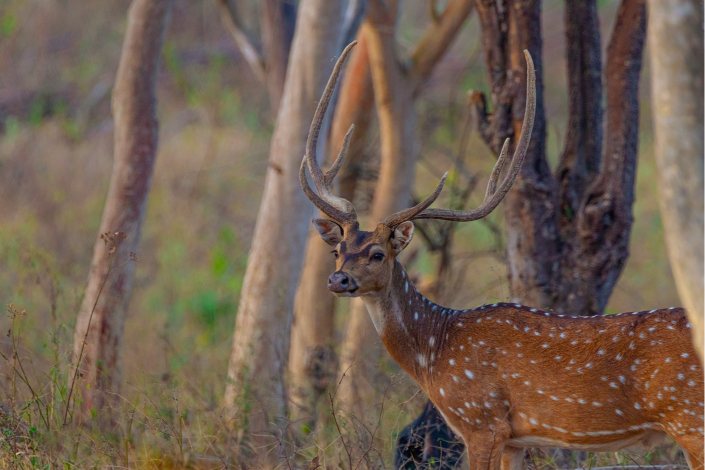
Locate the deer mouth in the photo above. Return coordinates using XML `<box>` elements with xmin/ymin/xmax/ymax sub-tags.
<box><xmin>333</xmin><ymin>286</ymin><xmax>359</xmax><ymax>297</ymax></box>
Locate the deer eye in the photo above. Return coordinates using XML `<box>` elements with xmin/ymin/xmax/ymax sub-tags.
<box><xmin>331</xmin><ymin>250</ymin><xmax>339</xmax><ymax>259</ymax></box>
<box><xmin>371</xmin><ymin>252</ymin><xmax>385</xmax><ymax>262</ymax></box>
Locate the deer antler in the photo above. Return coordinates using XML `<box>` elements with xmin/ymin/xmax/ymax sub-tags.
<box><xmin>384</xmin><ymin>50</ymin><xmax>536</xmax><ymax>227</ymax></box>
<box><xmin>299</xmin><ymin>42</ymin><xmax>359</xmax><ymax>228</ymax></box>
<box><xmin>381</xmin><ymin>173</ymin><xmax>449</xmax><ymax>228</ymax></box>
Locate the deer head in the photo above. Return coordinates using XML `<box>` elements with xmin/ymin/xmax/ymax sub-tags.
<box><xmin>300</xmin><ymin>42</ymin><xmax>536</xmax><ymax>298</ymax></box>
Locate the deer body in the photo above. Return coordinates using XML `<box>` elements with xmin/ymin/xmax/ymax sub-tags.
<box><xmin>300</xmin><ymin>43</ymin><xmax>704</xmax><ymax>468</ymax></box>
<box><xmin>362</xmin><ymin>260</ymin><xmax>703</xmax><ymax>468</ymax></box>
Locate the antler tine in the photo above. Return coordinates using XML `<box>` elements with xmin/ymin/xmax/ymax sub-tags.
<box><xmin>300</xmin><ymin>42</ymin><xmax>358</xmax><ymax>225</ymax></box>
<box><xmin>299</xmin><ymin>159</ymin><xmax>354</xmax><ymax>223</ymax></box>
<box><xmin>324</xmin><ymin>124</ymin><xmax>355</xmax><ymax>186</ymax></box>
<box><xmin>381</xmin><ymin>173</ymin><xmax>448</xmax><ymax>228</ymax></box>
<box><xmin>412</xmin><ymin>49</ymin><xmax>536</xmax><ymax>223</ymax></box>
<box><xmin>485</xmin><ymin>138</ymin><xmax>510</xmax><ymax>199</ymax></box>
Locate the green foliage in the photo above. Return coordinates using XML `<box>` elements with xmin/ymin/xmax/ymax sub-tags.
<box><xmin>0</xmin><ymin>11</ymin><xmax>17</xmax><ymax>37</ymax></box>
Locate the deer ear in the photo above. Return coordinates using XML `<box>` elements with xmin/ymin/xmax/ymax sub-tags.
<box><xmin>391</xmin><ymin>221</ymin><xmax>414</xmax><ymax>255</ymax></box>
<box><xmin>312</xmin><ymin>219</ymin><xmax>343</xmax><ymax>246</ymax></box>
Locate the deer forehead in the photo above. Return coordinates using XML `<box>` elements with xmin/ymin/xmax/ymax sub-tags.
<box><xmin>337</xmin><ymin>227</ymin><xmax>391</xmax><ymax>254</ymax></box>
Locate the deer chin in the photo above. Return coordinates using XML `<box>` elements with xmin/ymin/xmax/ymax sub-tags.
<box><xmin>332</xmin><ymin>288</ymin><xmax>359</xmax><ymax>297</ymax></box>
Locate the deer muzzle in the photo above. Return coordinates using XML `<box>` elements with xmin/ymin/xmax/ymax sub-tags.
<box><xmin>327</xmin><ymin>271</ymin><xmax>358</xmax><ymax>295</ymax></box>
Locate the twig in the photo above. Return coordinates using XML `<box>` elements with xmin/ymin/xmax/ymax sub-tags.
<box><xmin>218</xmin><ymin>0</ymin><xmax>266</xmax><ymax>81</ymax></box>
<box><xmin>63</xmin><ymin>234</ymin><xmax>124</xmax><ymax>426</ymax></box>
<box><xmin>4</xmin><ymin>307</ymin><xmax>49</xmax><ymax>429</ymax></box>
<box><xmin>327</xmin><ymin>391</ymin><xmax>353</xmax><ymax>470</ymax></box>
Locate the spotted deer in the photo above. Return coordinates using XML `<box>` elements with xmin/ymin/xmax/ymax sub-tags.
<box><xmin>300</xmin><ymin>42</ymin><xmax>705</xmax><ymax>469</ymax></box>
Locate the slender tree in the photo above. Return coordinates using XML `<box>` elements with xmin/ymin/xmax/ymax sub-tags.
<box><xmin>648</xmin><ymin>0</ymin><xmax>704</xmax><ymax>361</ymax></box>
<box><xmin>223</xmin><ymin>0</ymin><xmax>349</xmax><ymax>458</ymax></box>
<box><xmin>69</xmin><ymin>0</ymin><xmax>173</xmax><ymax>423</ymax></box>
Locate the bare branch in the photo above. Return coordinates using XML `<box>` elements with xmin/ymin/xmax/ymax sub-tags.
<box><xmin>408</xmin><ymin>0</ymin><xmax>474</xmax><ymax>93</ymax></box>
<box><xmin>556</xmin><ymin>0</ymin><xmax>603</xmax><ymax>225</ymax></box>
<box><xmin>594</xmin><ymin>0</ymin><xmax>645</xmax><ymax>198</ymax></box>
<box><xmin>218</xmin><ymin>0</ymin><xmax>266</xmax><ymax>82</ymax></box>
<box><xmin>467</xmin><ymin>90</ymin><xmax>495</xmax><ymax>151</ymax></box>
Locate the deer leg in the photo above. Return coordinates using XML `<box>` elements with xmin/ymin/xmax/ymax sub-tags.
<box><xmin>675</xmin><ymin>434</ymin><xmax>705</xmax><ymax>470</ymax></box>
<box><xmin>464</xmin><ymin>430</ymin><xmax>509</xmax><ymax>470</ymax></box>
<box><xmin>500</xmin><ymin>446</ymin><xmax>524</xmax><ymax>470</ymax></box>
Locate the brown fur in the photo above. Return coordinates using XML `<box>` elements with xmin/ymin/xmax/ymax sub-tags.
<box><xmin>315</xmin><ymin>221</ymin><xmax>705</xmax><ymax>469</ymax></box>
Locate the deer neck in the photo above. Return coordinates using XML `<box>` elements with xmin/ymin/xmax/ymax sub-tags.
<box><xmin>360</xmin><ymin>261</ymin><xmax>452</xmax><ymax>385</ymax></box>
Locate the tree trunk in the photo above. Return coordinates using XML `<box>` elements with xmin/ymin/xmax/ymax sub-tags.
<box><xmin>69</xmin><ymin>0</ymin><xmax>172</xmax><ymax>424</ymax></box>
<box><xmin>260</xmin><ymin>0</ymin><xmax>296</xmax><ymax>114</ymax></box>
<box><xmin>473</xmin><ymin>0</ymin><xmax>646</xmax><ymax>316</ymax></box>
<box><xmin>288</xmin><ymin>33</ymin><xmax>375</xmax><ymax>431</ymax></box>
<box><xmin>223</xmin><ymin>0</ymin><xmax>347</xmax><ymax>458</ymax></box>
<box><xmin>648</xmin><ymin>0</ymin><xmax>704</xmax><ymax>361</ymax></box>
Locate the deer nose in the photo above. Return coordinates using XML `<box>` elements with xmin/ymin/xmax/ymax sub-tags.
<box><xmin>328</xmin><ymin>271</ymin><xmax>357</xmax><ymax>293</ymax></box>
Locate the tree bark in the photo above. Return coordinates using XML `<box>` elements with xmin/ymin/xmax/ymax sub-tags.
<box><xmin>70</xmin><ymin>0</ymin><xmax>172</xmax><ymax>423</ymax></box>
<box><xmin>473</xmin><ymin>0</ymin><xmax>646</xmax><ymax>316</ymax></box>
<box><xmin>564</xmin><ymin>0</ymin><xmax>646</xmax><ymax>315</ymax></box>
<box><xmin>260</xmin><ymin>0</ymin><xmax>296</xmax><ymax>114</ymax></box>
<box><xmin>223</xmin><ymin>0</ymin><xmax>348</xmax><ymax>458</ymax></box>
<box><xmin>288</xmin><ymin>33</ymin><xmax>375</xmax><ymax>430</ymax></box>
<box><xmin>648</xmin><ymin>0</ymin><xmax>704</xmax><ymax>360</ymax></box>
